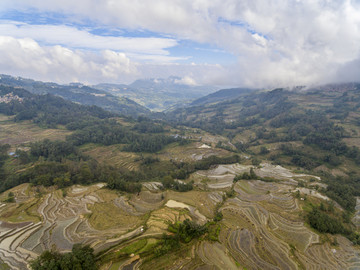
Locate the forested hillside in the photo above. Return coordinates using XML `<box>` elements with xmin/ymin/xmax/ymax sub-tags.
<box><xmin>0</xmin><ymin>74</ymin><xmax>149</xmax><ymax>116</ymax></box>
<box><xmin>0</xmin><ymin>85</ymin><xmax>188</xmax><ymax>193</ymax></box>
<box><xmin>1</xmin><ymin>82</ymin><xmax>360</xmax><ymax>270</ymax></box>
<box><xmin>165</xmin><ymin>84</ymin><xmax>360</xmax><ymax>212</ymax></box>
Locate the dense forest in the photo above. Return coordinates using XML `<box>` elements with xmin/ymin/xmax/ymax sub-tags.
<box><xmin>0</xmin><ymin>86</ymin><xmax>184</xmax><ymax>193</ymax></box>
<box><xmin>0</xmin><ymin>133</ymin><xmax>241</xmax><ymax>194</ymax></box>
<box><xmin>0</xmin><ymin>85</ymin><xmax>182</xmax><ymax>153</ymax></box>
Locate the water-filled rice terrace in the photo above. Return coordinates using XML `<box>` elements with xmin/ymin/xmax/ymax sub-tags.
<box><xmin>0</xmin><ymin>162</ymin><xmax>359</xmax><ymax>269</ymax></box>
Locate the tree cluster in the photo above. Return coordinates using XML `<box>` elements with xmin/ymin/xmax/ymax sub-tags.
<box><xmin>308</xmin><ymin>208</ymin><xmax>346</xmax><ymax>234</ymax></box>
<box><xmin>30</xmin><ymin>244</ymin><xmax>97</xmax><ymax>270</ymax></box>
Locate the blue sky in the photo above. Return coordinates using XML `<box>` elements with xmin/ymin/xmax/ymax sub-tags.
<box><xmin>0</xmin><ymin>1</ymin><xmax>359</xmax><ymax>87</ymax></box>
<box><xmin>1</xmin><ymin>9</ymin><xmax>236</xmax><ymax>65</ymax></box>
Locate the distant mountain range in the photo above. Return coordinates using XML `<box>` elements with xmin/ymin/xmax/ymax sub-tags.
<box><xmin>0</xmin><ymin>75</ymin><xmax>218</xmax><ymax>113</ymax></box>
<box><xmin>0</xmin><ymin>74</ymin><xmax>149</xmax><ymax>116</ymax></box>
<box><xmin>93</xmin><ymin>76</ymin><xmax>217</xmax><ymax>111</ymax></box>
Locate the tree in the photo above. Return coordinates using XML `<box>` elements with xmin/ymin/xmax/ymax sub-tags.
<box><xmin>16</xmin><ymin>149</ymin><xmax>30</xmax><ymax>164</ymax></box>
<box><xmin>260</xmin><ymin>146</ymin><xmax>270</xmax><ymax>154</ymax></box>
<box><xmin>250</xmin><ymin>168</ymin><xmax>257</xmax><ymax>179</ymax></box>
<box><xmin>4</xmin><ymin>192</ymin><xmax>15</xmax><ymax>203</ymax></box>
<box><xmin>30</xmin><ymin>244</ymin><xmax>97</xmax><ymax>270</ymax></box>
<box><xmin>252</xmin><ymin>158</ymin><xmax>261</xmax><ymax>166</ymax></box>
<box><xmin>307</xmin><ymin>208</ymin><xmax>345</xmax><ymax>234</ymax></box>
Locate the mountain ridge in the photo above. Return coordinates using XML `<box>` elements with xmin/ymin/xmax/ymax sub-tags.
<box><xmin>0</xmin><ymin>74</ymin><xmax>149</xmax><ymax>116</ymax></box>
<box><xmin>93</xmin><ymin>76</ymin><xmax>217</xmax><ymax>111</ymax></box>
<box><xmin>189</xmin><ymin>87</ymin><xmax>255</xmax><ymax>106</ymax></box>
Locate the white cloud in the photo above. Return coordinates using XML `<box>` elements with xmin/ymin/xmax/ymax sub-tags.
<box><xmin>0</xmin><ymin>35</ymin><xmax>223</xmax><ymax>86</ymax></box>
<box><xmin>0</xmin><ymin>36</ymin><xmax>138</xmax><ymax>84</ymax></box>
<box><xmin>0</xmin><ymin>21</ymin><xmax>178</xmax><ymax>56</ymax></box>
<box><xmin>174</xmin><ymin>76</ymin><xmax>198</xmax><ymax>86</ymax></box>
<box><xmin>137</xmin><ymin>63</ymin><xmax>226</xmax><ymax>87</ymax></box>
<box><xmin>335</xmin><ymin>56</ymin><xmax>360</xmax><ymax>83</ymax></box>
<box><xmin>0</xmin><ymin>0</ymin><xmax>359</xmax><ymax>86</ymax></box>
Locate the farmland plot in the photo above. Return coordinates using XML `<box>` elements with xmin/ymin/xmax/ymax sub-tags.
<box><xmin>0</xmin><ymin>162</ymin><xmax>359</xmax><ymax>269</ymax></box>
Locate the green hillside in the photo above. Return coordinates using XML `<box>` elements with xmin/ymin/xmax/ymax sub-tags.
<box><xmin>1</xmin><ymin>82</ymin><xmax>360</xmax><ymax>270</ymax></box>
<box><xmin>0</xmin><ymin>74</ymin><xmax>149</xmax><ymax>116</ymax></box>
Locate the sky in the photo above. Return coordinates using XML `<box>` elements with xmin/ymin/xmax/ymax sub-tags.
<box><xmin>0</xmin><ymin>0</ymin><xmax>359</xmax><ymax>88</ymax></box>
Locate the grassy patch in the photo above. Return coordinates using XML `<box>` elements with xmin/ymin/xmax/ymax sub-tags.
<box><xmin>119</xmin><ymin>239</ymin><xmax>147</xmax><ymax>255</ymax></box>
<box><xmin>167</xmin><ymin>190</ymin><xmax>216</xmax><ymax>218</ymax></box>
<box><xmin>98</xmin><ymin>239</ymin><xmax>154</xmax><ymax>265</ymax></box>
<box><xmin>109</xmin><ymin>261</ymin><xmax>122</xmax><ymax>270</ymax></box>
<box><xmin>207</xmin><ymin>223</ymin><xmax>221</xmax><ymax>241</ymax></box>
<box><xmin>140</xmin><ymin>242</ymin><xmax>192</xmax><ymax>270</ymax></box>
<box><xmin>82</xmin><ymin>144</ymin><xmax>140</xmax><ymax>170</ymax></box>
<box><xmin>0</xmin><ymin>120</ymin><xmax>71</xmax><ymax>146</ymax></box>
<box><xmin>289</xmin><ymin>244</ymin><xmax>306</xmax><ymax>270</ymax></box>
<box><xmin>1</xmin><ymin>198</ymin><xmax>41</xmax><ymax>223</ymax></box>
<box><xmin>138</xmin><ymin>238</ymin><xmax>159</xmax><ymax>254</ymax></box>
<box><xmin>0</xmin><ymin>259</ymin><xmax>10</xmax><ymax>270</ymax></box>
<box><xmin>88</xmin><ymin>201</ymin><xmax>142</xmax><ymax>230</ymax></box>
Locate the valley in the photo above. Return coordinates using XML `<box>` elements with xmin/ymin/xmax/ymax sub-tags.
<box><xmin>0</xmin><ymin>81</ymin><xmax>360</xmax><ymax>269</ymax></box>
<box><xmin>0</xmin><ymin>1</ymin><xmax>359</xmax><ymax>269</ymax></box>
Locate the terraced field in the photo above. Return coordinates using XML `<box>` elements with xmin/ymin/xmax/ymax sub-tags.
<box><xmin>0</xmin><ymin>184</ymin><xmax>146</xmax><ymax>269</ymax></box>
<box><xmin>0</xmin><ymin>182</ymin><xmax>215</xmax><ymax>269</ymax></box>
<box><xmin>218</xmin><ymin>179</ymin><xmax>359</xmax><ymax>269</ymax></box>
<box><xmin>0</xmin><ymin>117</ymin><xmax>71</xmax><ymax>147</ymax></box>
<box><xmin>159</xmin><ymin>141</ymin><xmax>230</xmax><ymax>162</ymax></box>
<box><xmin>354</xmin><ymin>198</ymin><xmax>360</xmax><ymax>229</ymax></box>
<box><xmin>82</xmin><ymin>145</ymin><xmax>140</xmax><ymax>171</ymax></box>
<box><xmin>188</xmin><ymin>162</ymin><xmax>360</xmax><ymax>270</ymax></box>
<box><xmin>0</xmin><ymin>162</ymin><xmax>359</xmax><ymax>269</ymax></box>
<box><xmin>194</xmin><ymin>162</ymin><xmax>318</xmax><ymax>190</ymax></box>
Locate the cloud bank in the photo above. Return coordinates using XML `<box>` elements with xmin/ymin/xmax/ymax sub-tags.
<box><xmin>0</xmin><ymin>36</ymin><xmax>137</xmax><ymax>83</ymax></box>
<box><xmin>0</xmin><ymin>0</ymin><xmax>359</xmax><ymax>87</ymax></box>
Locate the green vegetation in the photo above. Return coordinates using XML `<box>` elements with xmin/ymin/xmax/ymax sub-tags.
<box><xmin>97</xmin><ymin>238</ymin><xmax>158</xmax><ymax>265</ymax></box>
<box><xmin>68</xmin><ymin>120</ymin><xmax>182</xmax><ymax>153</ymax></box>
<box><xmin>0</xmin><ymin>86</ymin><xmax>190</xmax><ymax>193</ymax></box>
<box><xmin>0</xmin><ymin>260</ymin><xmax>10</xmax><ymax>270</ymax></box>
<box><xmin>107</xmin><ymin>177</ymin><xmax>142</xmax><ymax>193</ymax></box>
<box><xmin>194</xmin><ymin>155</ymin><xmax>240</xmax><ymax>170</ymax></box>
<box><xmin>161</xmin><ymin>176</ymin><xmax>193</xmax><ymax>192</ymax></box>
<box><xmin>0</xmin><ymin>86</ymin><xmax>113</xmax><ymax>128</ymax></box>
<box><xmin>0</xmin><ymin>74</ymin><xmax>149</xmax><ymax>116</ymax></box>
<box><xmin>2</xmin><ymin>80</ymin><xmax>360</xmax><ymax>269</ymax></box>
<box><xmin>154</xmin><ymin>219</ymin><xmax>208</xmax><ymax>256</ymax></box>
<box><xmin>0</xmin><ymin>85</ymin><xmax>181</xmax><ymax>154</ymax></box>
<box><xmin>308</xmin><ymin>208</ymin><xmax>347</xmax><ymax>234</ymax></box>
<box><xmin>306</xmin><ymin>200</ymin><xmax>360</xmax><ymax>245</ymax></box>
<box><xmin>119</xmin><ymin>239</ymin><xmax>147</xmax><ymax>255</ymax></box>
<box><xmin>325</xmin><ymin>179</ymin><xmax>356</xmax><ymax>212</ymax></box>
<box><xmin>0</xmin><ymin>144</ymin><xmax>10</xmax><ymax>180</ymax></box>
<box><xmin>30</xmin><ymin>244</ymin><xmax>97</xmax><ymax>270</ymax></box>
<box><xmin>3</xmin><ymin>192</ymin><xmax>15</xmax><ymax>203</ymax></box>
<box><xmin>168</xmin><ymin>219</ymin><xmax>207</xmax><ymax>243</ymax></box>
<box><xmin>234</xmin><ymin>168</ymin><xmax>257</xmax><ymax>182</ymax></box>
